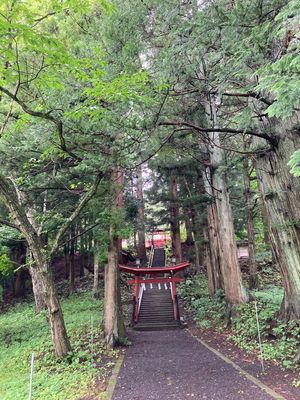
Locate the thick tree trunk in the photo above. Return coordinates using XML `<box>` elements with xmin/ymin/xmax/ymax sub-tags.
<box><xmin>254</xmin><ymin>123</ymin><xmax>300</xmax><ymax>320</ymax></box>
<box><xmin>42</xmin><ymin>264</ymin><xmax>72</xmax><ymax>357</ymax></box>
<box><xmin>136</xmin><ymin>165</ymin><xmax>147</xmax><ymax>265</ymax></box>
<box><xmin>103</xmin><ymin>169</ymin><xmax>126</xmax><ymax>346</ymax></box>
<box><xmin>206</xmin><ymin>98</ymin><xmax>248</xmax><ymax>306</ymax></box>
<box><xmin>243</xmin><ymin>157</ymin><xmax>258</xmax><ymax>289</ymax></box>
<box><xmin>202</xmin><ymin>164</ymin><xmax>223</xmax><ymax>296</ymax></box>
<box><xmin>30</xmin><ymin>255</ymin><xmax>71</xmax><ymax>357</ymax></box>
<box><xmin>207</xmin><ymin>202</ymin><xmax>223</xmax><ymax>294</ymax></box>
<box><xmin>211</xmin><ymin>146</ymin><xmax>248</xmax><ymax>305</ymax></box>
<box><xmin>0</xmin><ymin>175</ymin><xmax>72</xmax><ymax>357</ymax></box>
<box><xmin>104</xmin><ymin>229</ymin><xmax>126</xmax><ymax>346</ymax></box>
<box><xmin>29</xmin><ymin>264</ymin><xmax>46</xmax><ymax>312</ymax></box>
<box><xmin>170</xmin><ymin>176</ymin><xmax>182</xmax><ymax>263</ymax></box>
<box><xmin>203</xmin><ymin>226</ymin><xmax>215</xmax><ymax>296</ymax></box>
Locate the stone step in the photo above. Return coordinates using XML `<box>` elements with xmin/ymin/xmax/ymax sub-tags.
<box><xmin>139</xmin><ymin>318</ymin><xmax>175</xmax><ymax>322</ymax></box>
<box><xmin>139</xmin><ymin>312</ymin><xmax>174</xmax><ymax>317</ymax></box>
<box><xmin>134</xmin><ymin>322</ymin><xmax>181</xmax><ymax>331</ymax></box>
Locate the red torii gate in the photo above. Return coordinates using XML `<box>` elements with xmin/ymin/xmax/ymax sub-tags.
<box><xmin>119</xmin><ymin>262</ymin><xmax>189</xmax><ymax>322</ymax></box>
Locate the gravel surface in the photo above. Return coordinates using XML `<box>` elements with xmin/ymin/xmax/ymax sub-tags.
<box><xmin>112</xmin><ymin>330</ymin><xmax>277</xmax><ymax>400</ymax></box>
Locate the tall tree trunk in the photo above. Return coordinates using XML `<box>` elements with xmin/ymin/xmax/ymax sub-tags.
<box><xmin>29</xmin><ymin>266</ymin><xmax>46</xmax><ymax>312</ymax></box>
<box><xmin>42</xmin><ymin>264</ymin><xmax>72</xmax><ymax>357</ymax></box>
<box><xmin>170</xmin><ymin>175</ymin><xmax>182</xmax><ymax>263</ymax></box>
<box><xmin>27</xmin><ymin>248</ymin><xmax>46</xmax><ymax>311</ymax></box>
<box><xmin>203</xmin><ymin>226</ymin><xmax>215</xmax><ymax>296</ymax></box>
<box><xmin>207</xmin><ymin>201</ymin><xmax>223</xmax><ymax>294</ymax></box>
<box><xmin>136</xmin><ymin>165</ymin><xmax>147</xmax><ymax>265</ymax></box>
<box><xmin>254</xmin><ymin>121</ymin><xmax>300</xmax><ymax>321</ymax></box>
<box><xmin>206</xmin><ymin>97</ymin><xmax>248</xmax><ymax>306</ymax></box>
<box><xmin>243</xmin><ymin>157</ymin><xmax>258</xmax><ymax>289</ymax></box>
<box><xmin>202</xmin><ymin>164</ymin><xmax>223</xmax><ymax>296</ymax></box>
<box><xmin>104</xmin><ymin>228</ymin><xmax>126</xmax><ymax>346</ymax></box>
<box><xmin>103</xmin><ymin>169</ymin><xmax>126</xmax><ymax>346</ymax></box>
<box><xmin>0</xmin><ymin>175</ymin><xmax>72</xmax><ymax>357</ymax></box>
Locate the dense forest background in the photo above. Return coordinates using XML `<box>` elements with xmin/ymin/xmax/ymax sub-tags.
<box><xmin>0</xmin><ymin>1</ymin><xmax>299</xmax><ymax>398</ymax></box>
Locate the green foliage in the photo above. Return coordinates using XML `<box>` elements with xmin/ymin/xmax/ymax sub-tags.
<box><xmin>0</xmin><ymin>292</ymin><xmax>118</xmax><ymax>400</ymax></box>
<box><xmin>0</xmin><ymin>254</ymin><xmax>13</xmax><ymax>280</ymax></box>
<box><xmin>179</xmin><ymin>275</ymin><xmax>227</xmax><ymax>329</ymax></box>
<box><xmin>0</xmin><ymin>253</ymin><xmax>13</xmax><ymax>302</ymax></box>
<box><xmin>179</xmin><ymin>274</ymin><xmax>299</xmax><ymax>368</ymax></box>
<box><xmin>230</xmin><ymin>289</ymin><xmax>299</xmax><ymax>368</ymax></box>
<box><xmin>288</xmin><ymin>149</ymin><xmax>300</xmax><ymax>177</ymax></box>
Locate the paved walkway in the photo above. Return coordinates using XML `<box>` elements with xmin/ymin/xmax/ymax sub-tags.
<box><xmin>112</xmin><ymin>330</ymin><xmax>281</xmax><ymax>400</ymax></box>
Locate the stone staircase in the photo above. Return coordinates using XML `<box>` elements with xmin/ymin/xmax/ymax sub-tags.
<box><xmin>151</xmin><ymin>247</ymin><xmax>165</xmax><ymax>267</ymax></box>
<box><xmin>134</xmin><ymin>285</ymin><xmax>181</xmax><ymax>331</ymax></box>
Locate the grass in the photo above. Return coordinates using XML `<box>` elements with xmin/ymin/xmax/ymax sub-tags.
<box><xmin>0</xmin><ymin>291</ymin><xmax>117</xmax><ymax>400</ymax></box>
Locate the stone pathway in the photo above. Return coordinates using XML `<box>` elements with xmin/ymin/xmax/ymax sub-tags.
<box><xmin>112</xmin><ymin>330</ymin><xmax>282</xmax><ymax>400</ymax></box>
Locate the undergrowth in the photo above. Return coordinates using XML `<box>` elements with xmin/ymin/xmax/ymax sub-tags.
<box><xmin>179</xmin><ymin>273</ymin><xmax>300</xmax><ymax>369</ymax></box>
<box><xmin>0</xmin><ymin>292</ymin><xmax>118</xmax><ymax>400</ymax></box>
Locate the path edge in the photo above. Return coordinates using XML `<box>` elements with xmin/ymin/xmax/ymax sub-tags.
<box><xmin>187</xmin><ymin>328</ymin><xmax>286</xmax><ymax>400</ymax></box>
<box><xmin>101</xmin><ymin>353</ymin><xmax>125</xmax><ymax>400</ymax></box>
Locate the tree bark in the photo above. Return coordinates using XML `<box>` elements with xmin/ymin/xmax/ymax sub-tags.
<box><xmin>42</xmin><ymin>265</ymin><xmax>72</xmax><ymax>357</ymax></box>
<box><xmin>29</xmin><ymin>262</ymin><xmax>46</xmax><ymax>311</ymax></box>
<box><xmin>206</xmin><ymin>200</ymin><xmax>223</xmax><ymax>295</ymax></box>
<box><xmin>104</xmin><ymin>229</ymin><xmax>126</xmax><ymax>346</ymax></box>
<box><xmin>205</xmin><ymin>97</ymin><xmax>248</xmax><ymax>306</ymax></box>
<box><xmin>103</xmin><ymin>169</ymin><xmax>126</xmax><ymax>346</ymax></box>
<box><xmin>243</xmin><ymin>156</ymin><xmax>258</xmax><ymax>289</ymax></box>
<box><xmin>136</xmin><ymin>165</ymin><xmax>147</xmax><ymax>265</ymax></box>
<box><xmin>170</xmin><ymin>175</ymin><xmax>182</xmax><ymax>263</ymax></box>
<box><xmin>254</xmin><ymin>120</ymin><xmax>300</xmax><ymax>320</ymax></box>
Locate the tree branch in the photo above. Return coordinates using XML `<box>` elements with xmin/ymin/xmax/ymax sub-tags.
<box><xmin>50</xmin><ymin>172</ymin><xmax>104</xmax><ymax>256</ymax></box>
<box><xmin>159</xmin><ymin>121</ymin><xmax>278</xmax><ymax>147</ymax></box>
<box><xmin>60</xmin><ymin>222</ymin><xmax>101</xmax><ymax>248</ymax></box>
<box><xmin>0</xmin><ymin>218</ymin><xmax>20</xmax><ymax>231</ymax></box>
<box><xmin>33</xmin><ymin>11</ymin><xmax>56</xmax><ymax>25</ymax></box>
<box><xmin>221</xmin><ymin>91</ymin><xmax>273</xmax><ymax>106</ymax></box>
<box><xmin>0</xmin><ymin>85</ymin><xmax>82</xmax><ymax>161</ymax></box>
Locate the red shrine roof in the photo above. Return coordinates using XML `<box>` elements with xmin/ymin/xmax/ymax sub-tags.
<box><xmin>119</xmin><ymin>262</ymin><xmax>189</xmax><ymax>276</ymax></box>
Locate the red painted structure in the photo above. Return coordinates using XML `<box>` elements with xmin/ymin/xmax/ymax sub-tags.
<box><xmin>145</xmin><ymin>231</ymin><xmax>171</xmax><ymax>248</ymax></box>
<box><xmin>119</xmin><ymin>262</ymin><xmax>189</xmax><ymax>322</ymax></box>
